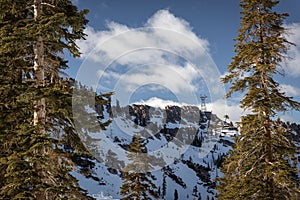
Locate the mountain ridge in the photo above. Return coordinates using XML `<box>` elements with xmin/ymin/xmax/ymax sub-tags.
<box><xmin>72</xmin><ymin>102</ymin><xmax>299</xmax><ymax>199</ymax></box>
<box><xmin>73</xmin><ymin>103</ymin><xmax>236</xmax><ymax>199</ymax></box>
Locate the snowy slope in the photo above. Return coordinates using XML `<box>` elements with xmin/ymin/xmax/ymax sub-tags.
<box><xmin>73</xmin><ymin>104</ymin><xmax>237</xmax><ymax>199</ymax></box>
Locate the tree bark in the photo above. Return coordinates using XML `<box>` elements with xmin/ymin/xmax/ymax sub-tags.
<box><xmin>33</xmin><ymin>1</ymin><xmax>47</xmax><ymax>199</ymax></box>
<box><xmin>33</xmin><ymin>0</ymin><xmax>45</xmax><ymax>128</ymax></box>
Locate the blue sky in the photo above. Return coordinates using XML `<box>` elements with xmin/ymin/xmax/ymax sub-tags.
<box><xmin>68</xmin><ymin>0</ymin><xmax>300</xmax><ymax>123</ymax></box>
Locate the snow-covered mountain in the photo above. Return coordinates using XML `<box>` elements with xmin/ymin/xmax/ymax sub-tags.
<box><xmin>72</xmin><ymin>102</ymin><xmax>240</xmax><ymax>200</ymax></box>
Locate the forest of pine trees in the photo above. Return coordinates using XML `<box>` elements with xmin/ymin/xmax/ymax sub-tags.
<box><xmin>217</xmin><ymin>0</ymin><xmax>300</xmax><ymax>199</ymax></box>
<box><xmin>0</xmin><ymin>0</ymin><xmax>101</xmax><ymax>199</ymax></box>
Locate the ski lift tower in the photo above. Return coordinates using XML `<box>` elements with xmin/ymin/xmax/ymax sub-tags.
<box><xmin>200</xmin><ymin>95</ymin><xmax>207</xmax><ymax>111</ymax></box>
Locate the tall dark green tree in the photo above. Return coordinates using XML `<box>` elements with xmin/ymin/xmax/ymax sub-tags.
<box><xmin>217</xmin><ymin>0</ymin><xmax>300</xmax><ymax>199</ymax></box>
<box><xmin>174</xmin><ymin>189</ymin><xmax>178</xmax><ymax>200</ymax></box>
<box><xmin>120</xmin><ymin>134</ymin><xmax>158</xmax><ymax>200</ymax></box>
<box><xmin>0</xmin><ymin>0</ymin><xmax>97</xmax><ymax>199</ymax></box>
<box><xmin>161</xmin><ymin>169</ymin><xmax>167</xmax><ymax>200</ymax></box>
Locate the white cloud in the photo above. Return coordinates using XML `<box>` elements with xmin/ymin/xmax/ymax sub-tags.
<box><xmin>284</xmin><ymin>23</ymin><xmax>300</xmax><ymax>77</ymax></box>
<box><xmin>145</xmin><ymin>10</ymin><xmax>210</xmax><ymax>53</ymax></box>
<box><xmin>280</xmin><ymin>113</ymin><xmax>295</xmax><ymax>123</ymax></box>
<box><xmin>207</xmin><ymin>99</ymin><xmax>245</xmax><ymax>123</ymax></box>
<box><xmin>280</xmin><ymin>84</ymin><xmax>300</xmax><ymax>97</ymax></box>
<box><xmin>117</xmin><ymin>63</ymin><xmax>198</xmax><ymax>93</ymax></box>
<box><xmin>78</xmin><ymin>10</ymin><xmax>210</xmax><ymax>64</ymax></box>
<box><xmin>76</xmin><ymin>9</ymin><xmax>225</xmax><ymax>107</ymax></box>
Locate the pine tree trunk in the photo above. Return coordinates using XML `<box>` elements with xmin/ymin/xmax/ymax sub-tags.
<box><xmin>261</xmin><ymin>70</ymin><xmax>274</xmax><ymax>198</ymax></box>
<box><xmin>33</xmin><ymin>1</ymin><xmax>46</xmax><ymax>199</ymax></box>
<box><xmin>256</xmin><ymin>6</ymin><xmax>275</xmax><ymax>195</ymax></box>
<box><xmin>257</xmin><ymin>8</ymin><xmax>274</xmax><ymax>194</ymax></box>
<box><xmin>33</xmin><ymin>0</ymin><xmax>45</xmax><ymax>128</ymax></box>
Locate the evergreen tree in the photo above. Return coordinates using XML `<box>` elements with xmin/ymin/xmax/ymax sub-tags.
<box><xmin>0</xmin><ymin>0</ymin><xmax>99</xmax><ymax>199</ymax></box>
<box><xmin>192</xmin><ymin>185</ymin><xmax>198</xmax><ymax>198</ymax></box>
<box><xmin>162</xmin><ymin>169</ymin><xmax>167</xmax><ymax>199</ymax></box>
<box><xmin>217</xmin><ymin>0</ymin><xmax>300</xmax><ymax>199</ymax></box>
<box><xmin>120</xmin><ymin>134</ymin><xmax>158</xmax><ymax>200</ymax></box>
<box><xmin>174</xmin><ymin>189</ymin><xmax>178</xmax><ymax>200</ymax></box>
<box><xmin>116</xmin><ymin>99</ymin><xmax>121</xmax><ymax>113</ymax></box>
<box><xmin>224</xmin><ymin>115</ymin><xmax>229</xmax><ymax>124</ymax></box>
